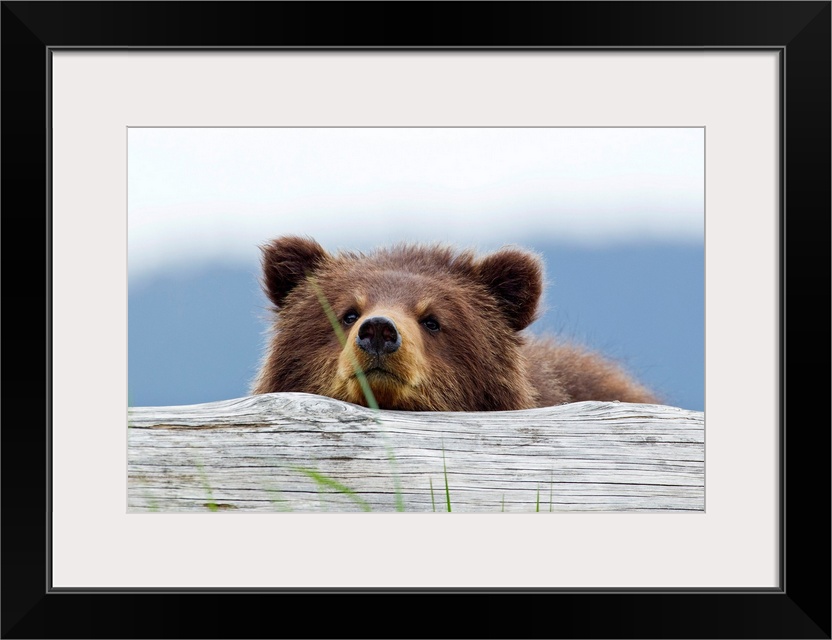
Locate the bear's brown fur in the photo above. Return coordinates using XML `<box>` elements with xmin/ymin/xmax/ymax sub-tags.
<box><xmin>252</xmin><ymin>236</ymin><xmax>658</xmax><ymax>411</ymax></box>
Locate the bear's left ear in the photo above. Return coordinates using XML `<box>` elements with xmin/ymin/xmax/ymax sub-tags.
<box><xmin>261</xmin><ymin>236</ymin><xmax>329</xmax><ymax>308</ymax></box>
<box><xmin>476</xmin><ymin>248</ymin><xmax>543</xmax><ymax>330</ymax></box>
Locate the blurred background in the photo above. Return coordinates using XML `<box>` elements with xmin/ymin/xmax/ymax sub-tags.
<box><xmin>128</xmin><ymin>127</ymin><xmax>704</xmax><ymax>410</ymax></box>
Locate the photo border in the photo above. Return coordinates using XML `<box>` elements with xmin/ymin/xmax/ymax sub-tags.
<box><xmin>2</xmin><ymin>2</ymin><xmax>829</xmax><ymax>638</ymax></box>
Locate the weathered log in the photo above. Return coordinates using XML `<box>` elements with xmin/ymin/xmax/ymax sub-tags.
<box><xmin>128</xmin><ymin>392</ymin><xmax>704</xmax><ymax>513</ymax></box>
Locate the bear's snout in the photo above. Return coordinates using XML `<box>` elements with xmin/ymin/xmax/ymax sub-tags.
<box><xmin>356</xmin><ymin>316</ymin><xmax>401</xmax><ymax>356</ymax></box>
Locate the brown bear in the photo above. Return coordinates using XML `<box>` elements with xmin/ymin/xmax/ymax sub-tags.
<box><xmin>252</xmin><ymin>236</ymin><xmax>658</xmax><ymax>411</ymax></box>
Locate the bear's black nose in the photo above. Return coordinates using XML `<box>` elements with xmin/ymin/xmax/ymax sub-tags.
<box><xmin>356</xmin><ymin>316</ymin><xmax>401</xmax><ymax>355</ymax></box>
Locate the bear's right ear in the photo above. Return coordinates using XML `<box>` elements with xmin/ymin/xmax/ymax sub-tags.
<box><xmin>476</xmin><ymin>247</ymin><xmax>543</xmax><ymax>331</ymax></box>
<box><xmin>261</xmin><ymin>236</ymin><xmax>329</xmax><ymax>308</ymax></box>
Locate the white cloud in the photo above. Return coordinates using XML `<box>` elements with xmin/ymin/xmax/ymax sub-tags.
<box><xmin>128</xmin><ymin>127</ymin><xmax>704</xmax><ymax>283</ymax></box>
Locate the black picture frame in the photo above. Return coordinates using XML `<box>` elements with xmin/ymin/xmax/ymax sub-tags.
<box><xmin>2</xmin><ymin>2</ymin><xmax>829</xmax><ymax>638</ymax></box>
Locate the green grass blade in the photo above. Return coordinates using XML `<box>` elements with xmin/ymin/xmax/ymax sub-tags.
<box><xmin>309</xmin><ymin>278</ymin><xmax>378</xmax><ymax>411</ymax></box>
<box><xmin>549</xmin><ymin>470</ymin><xmax>554</xmax><ymax>513</ymax></box>
<box><xmin>142</xmin><ymin>491</ymin><xmax>160</xmax><ymax>512</ymax></box>
<box><xmin>310</xmin><ymin>278</ymin><xmax>407</xmax><ymax>511</ymax></box>
<box><xmin>535</xmin><ymin>484</ymin><xmax>540</xmax><ymax>513</ymax></box>
<box><xmin>383</xmin><ymin>441</ymin><xmax>405</xmax><ymax>512</ymax></box>
<box><xmin>442</xmin><ymin>444</ymin><xmax>452</xmax><ymax>513</ymax></box>
<box><xmin>194</xmin><ymin>459</ymin><xmax>218</xmax><ymax>512</ymax></box>
<box><xmin>295</xmin><ymin>466</ymin><xmax>372</xmax><ymax>512</ymax></box>
<box><xmin>430</xmin><ymin>478</ymin><xmax>436</xmax><ymax>512</ymax></box>
<box><xmin>262</xmin><ymin>483</ymin><xmax>293</xmax><ymax>512</ymax></box>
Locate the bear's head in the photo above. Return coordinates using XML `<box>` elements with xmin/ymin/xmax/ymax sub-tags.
<box><xmin>252</xmin><ymin>236</ymin><xmax>544</xmax><ymax>411</ymax></box>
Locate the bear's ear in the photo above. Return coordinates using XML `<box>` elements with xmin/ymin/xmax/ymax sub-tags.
<box><xmin>476</xmin><ymin>248</ymin><xmax>543</xmax><ymax>330</ymax></box>
<box><xmin>261</xmin><ymin>236</ymin><xmax>329</xmax><ymax>308</ymax></box>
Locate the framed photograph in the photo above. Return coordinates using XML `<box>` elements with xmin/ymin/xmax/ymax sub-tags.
<box><xmin>3</xmin><ymin>2</ymin><xmax>829</xmax><ymax>638</ymax></box>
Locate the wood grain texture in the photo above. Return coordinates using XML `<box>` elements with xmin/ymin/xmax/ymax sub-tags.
<box><xmin>128</xmin><ymin>393</ymin><xmax>704</xmax><ymax>513</ymax></box>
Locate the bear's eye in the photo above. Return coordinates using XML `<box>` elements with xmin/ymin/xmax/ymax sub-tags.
<box><xmin>421</xmin><ymin>316</ymin><xmax>441</xmax><ymax>333</ymax></box>
<box><xmin>342</xmin><ymin>310</ymin><xmax>360</xmax><ymax>326</ymax></box>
